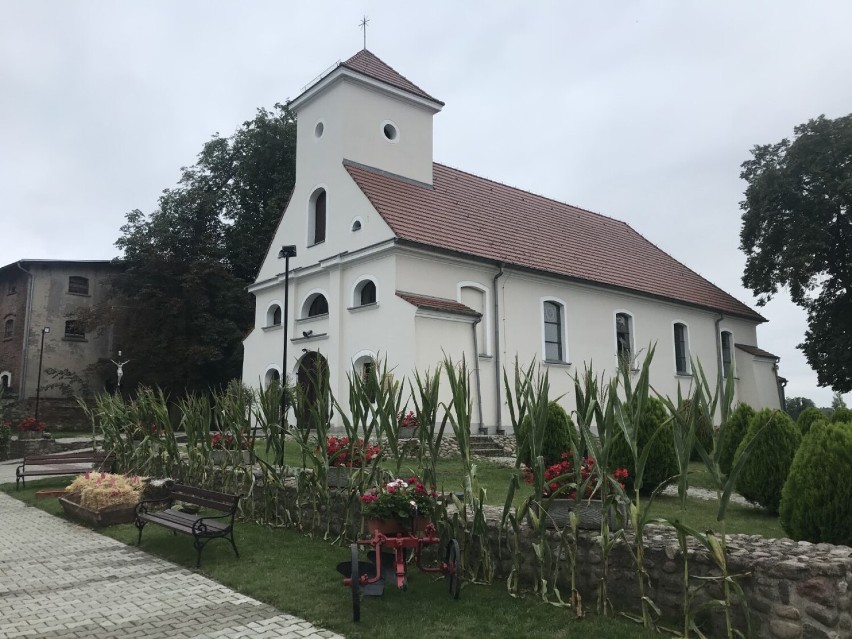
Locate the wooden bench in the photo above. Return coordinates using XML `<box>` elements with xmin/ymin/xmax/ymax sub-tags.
<box><xmin>134</xmin><ymin>483</ymin><xmax>242</xmax><ymax>568</ymax></box>
<box><xmin>15</xmin><ymin>451</ymin><xmax>114</xmax><ymax>490</ymax></box>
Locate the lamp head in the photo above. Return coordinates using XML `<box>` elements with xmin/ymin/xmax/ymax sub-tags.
<box><xmin>278</xmin><ymin>245</ymin><xmax>297</xmax><ymax>259</ymax></box>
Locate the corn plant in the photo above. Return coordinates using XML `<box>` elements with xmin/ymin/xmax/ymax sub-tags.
<box><xmin>409</xmin><ymin>367</ymin><xmax>446</xmax><ymax>489</ymax></box>
<box><xmin>177</xmin><ymin>392</ymin><xmax>213</xmax><ymax>484</ymax></box>
<box><xmin>288</xmin><ymin>364</ymin><xmax>335</xmax><ymax>536</ymax></box>
<box><xmin>499</xmin><ymin>358</ymin><xmax>571</xmax><ymax>605</ymax></box>
<box><xmin>607</xmin><ymin>346</ymin><xmax>677</xmax><ymax>629</ymax></box>
<box><xmin>658</xmin><ymin>360</ymin><xmax>762</xmax><ymax>638</ymax></box>
<box><xmin>572</xmin><ymin>365</ymin><xmax>628</xmax><ymax>617</ymax></box>
<box><xmin>442</xmin><ymin>356</ymin><xmax>494</xmax><ymax>584</ymax></box>
<box><xmin>329</xmin><ymin>363</ymin><xmax>388</xmax><ymax>540</ymax></box>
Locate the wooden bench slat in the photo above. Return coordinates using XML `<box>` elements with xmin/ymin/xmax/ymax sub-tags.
<box><xmin>135</xmin><ymin>483</ymin><xmax>241</xmax><ymax>567</ymax></box>
<box><xmin>16</xmin><ymin>452</ymin><xmax>115</xmax><ymax>489</ymax></box>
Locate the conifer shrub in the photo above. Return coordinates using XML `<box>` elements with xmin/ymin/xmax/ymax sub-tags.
<box><xmin>796</xmin><ymin>406</ymin><xmax>826</xmax><ymax>437</ymax></box>
<box><xmin>831</xmin><ymin>406</ymin><xmax>852</xmax><ymax>424</ymax></box>
<box><xmin>678</xmin><ymin>399</ymin><xmax>715</xmax><ymax>461</ymax></box>
<box><xmin>517</xmin><ymin>401</ymin><xmax>577</xmax><ymax>467</ymax></box>
<box><xmin>719</xmin><ymin>403</ymin><xmax>755</xmax><ymax>476</ymax></box>
<box><xmin>610</xmin><ymin>396</ymin><xmax>678</xmax><ymax>494</ymax></box>
<box><xmin>733</xmin><ymin>408</ymin><xmax>801</xmax><ymax>513</ymax></box>
<box><xmin>780</xmin><ymin>420</ymin><xmax>852</xmax><ymax>546</ymax></box>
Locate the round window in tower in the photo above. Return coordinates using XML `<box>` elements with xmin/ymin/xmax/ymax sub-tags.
<box><xmin>382</xmin><ymin>121</ymin><xmax>399</xmax><ymax>143</ymax></box>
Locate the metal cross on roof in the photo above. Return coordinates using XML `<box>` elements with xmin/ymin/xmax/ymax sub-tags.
<box><xmin>359</xmin><ymin>15</ymin><xmax>370</xmax><ymax>50</ymax></box>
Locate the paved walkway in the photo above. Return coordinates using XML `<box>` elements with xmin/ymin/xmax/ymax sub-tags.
<box><xmin>0</xmin><ymin>492</ymin><xmax>343</xmax><ymax>639</ymax></box>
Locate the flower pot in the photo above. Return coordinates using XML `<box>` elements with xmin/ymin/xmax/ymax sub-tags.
<box><xmin>328</xmin><ymin>466</ymin><xmax>357</xmax><ymax>488</ymax></box>
<box><xmin>59</xmin><ymin>493</ymin><xmax>138</xmax><ymax>527</ymax></box>
<box><xmin>365</xmin><ymin>517</ymin><xmax>409</xmax><ymax>536</ymax></box>
<box><xmin>398</xmin><ymin>426</ymin><xmax>417</xmax><ymax>439</ymax></box>
<box><xmin>535</xmin><ymin>498</ymin><xmax>626</xmax><ymax>530</ymax></box>
<box><xmin>210</xmin><ymin>450</ymin><xmax>251</xmax><ymax>466</ymax></box>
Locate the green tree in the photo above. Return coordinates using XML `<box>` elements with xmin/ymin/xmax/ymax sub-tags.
<box><xmin>831</xmin><ymin>390</ymin><xmax>848</xmax><ymax>410</ymax></box>
<box><xmin>784</xmin><ymin>396</ymin><xmax>815</xmax><ymax>422</ymax></box>
<box><xmin>739</xmin><ymin>113</ymin><xmax>852</xmax><ymax>392</ymax></box>
<box><xmin>85</xmin><ymin>104</ymin><xmax>296</xmax><ymax>394</ymax></box>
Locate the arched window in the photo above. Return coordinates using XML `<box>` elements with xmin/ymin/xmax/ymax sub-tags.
<box><xmin>351</xmin><ymin>219</ymin><xmax>362</xmax><ymax>232</ymax></box>
<box><xmin>721</xmin><ymin>331</ymin><xmax>734</xmax><ymax>378</ymax></box>
<box><xmin>356</xmin><ymin>280</ymin><xmax>377</xmax><ymax>306</ymax></box>
<box><xmin>674</xmin><ymin>322</ymin><xmax>690</xmax><ymax>375</ymax></box>
<box><xmin>264</xmin><ymin>368</ymin><xmax>281</xmax><ymax>387</ymax></box>
<box><xmin>460</xmin><ymin>284</ymin><xmax>488</xmax><ymax>356</ymax></box>
<box><xmin>309</xmin><ymin>189</ymin><xmax>327</xmax><ymax>245</ymax></box>
<box><xmin>306</xmin><ymin>294</ymin><xmax>329</xmax><ymax>318</ymax></box>
<box><xmin>3</xmin><ymin>317</ymin><xmax>12</xmax><ymax>339</ymax></box>
<box><xmin>266</xmin><ymin>304</ymin><xmax>282</xmax><ymax>327</ymax></box>
<box><xmin>543</xmin><ymin>300</ymin><xmax>565</xmax><ymax>362</ymax></box>
<box><xmin>0</xmin><ymin>371</ymin><xmax>10</xmax><ymax>390</ymax></box>
<box><xmin>68</xmin><ymin>276</ymin><xmax>89</xmax><ymax>295</ymax></box>
<box><xmin>616</xmin><ymin>312</ymin><xmax>634</xmax><ymax>362</ymax></box>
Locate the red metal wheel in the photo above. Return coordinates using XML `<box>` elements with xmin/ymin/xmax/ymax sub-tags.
<box><xmin>445</xmin><ymin>538</ymin><xmax>461</xmax><ymax>599</ymax></box>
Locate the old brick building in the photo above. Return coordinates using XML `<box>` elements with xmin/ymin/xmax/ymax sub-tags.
<box><xmin>1</xmin><ymin>260</ymin><xmax>118</xmax><ymax>425</ymax></box>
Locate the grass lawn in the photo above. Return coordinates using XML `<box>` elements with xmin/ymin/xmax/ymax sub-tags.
<box><xmin>1</xmin><ymin>447</ymin><xmax>780</xmax><ymax>637</ymax></box>
<box><xmin>3</xmin><ymin>477</ymin><xmax>660</xmax><ymax>639</ymax></box>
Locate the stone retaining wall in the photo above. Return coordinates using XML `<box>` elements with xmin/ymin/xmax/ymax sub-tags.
<box><xmin>230</xmin><ymin>476</ymin><xmax>850</xmax><ymax>638</ymax></box>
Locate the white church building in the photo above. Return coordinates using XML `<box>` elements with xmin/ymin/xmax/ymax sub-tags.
<box><xmin>241</xmin><ymin>49</ymin><xmax>784</xmax><ymax>433</ymax></box>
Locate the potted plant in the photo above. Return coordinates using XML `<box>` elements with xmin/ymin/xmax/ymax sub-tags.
<box><xmin>60</xmin><ymin>471</ymin><xmax>144</xmax><ymax>527</ymax></box>
<box><xmin>17</xmin><ymin>416</ymin><xmax>47</xmax><ymax>440</ymax></box>
<box><xmin>323</xmin><ymin>436</ymin><xmax>381</xmax><ymax>487</ymax></box>
<box><xmin>360</xmin><ymin>476</ymin><xmax>438</xmax><ymax>534</ymax></box>
<box><xmin>524</xmin><ymin>453</ymin><xmax>629</xmax><ymax>529</ymax></box>
<box><xmin>210</xmin><ymin>431</ymin><xmax>253</xmax><ymax>466</ymax></box>
<box><xmin>397</xmin><ymin>410</ymin><xmax>420</xmax><ymax>438</ymax></box>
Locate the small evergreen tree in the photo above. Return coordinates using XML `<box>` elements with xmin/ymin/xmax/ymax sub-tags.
<box><xmin>734</xmin><ymin>408</ymin><xmax>801</xmax><ymax>513</ymax></box>
<box><xmin>609</xmin><ymin>396</ymin><xmax>678</xmax><ymax>494</ymax></box>
<box><xmin>719</xmin><ymin>403</ymin><xmax>755</xmax><ymax>476</ymax></box>
<box><xmin>831</xmin><ymin>406</ymin><xmax>852</xmax><ymax>424</ymax></box>
<box><xmin>516</xmin><ymin>401</ymin><xmax>577</xmax><ymax>467</ymax></box>
<box><xmin>796</xmin><ymin>406</ymin><xmax>826</xmax><ymax>437</ymax></box>
<box><xmin>780</xmin><ymin>420</ymin><xmax>852</xmax><ymax>545</ymax></box>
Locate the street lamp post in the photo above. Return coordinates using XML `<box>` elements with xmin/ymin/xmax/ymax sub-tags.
<box><xmin>277</xmin><ymin>245</ymin><xmax>297</xmax><ymax>385</ymax></box>
<box><xmin>34</xmin><ymin>326</ymin><xmax>50</xmax><ymax>421</ymax></box>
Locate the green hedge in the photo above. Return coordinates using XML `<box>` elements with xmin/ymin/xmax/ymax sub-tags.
<box><xmin>719</xmin><ymin>403</ymin><xmax>755</xmax><ymax>476</ymax></box>
<box><xmin>780</xmin><ymin>420</ymin><xmax>852</xmax><ymax>546</ymax></box>
<box><xmin>734</xmin><ymin>408</ymin><xmax>801</xmax><ymax>514</ymax></box>
<box><xmin>609</xmin><ymin>396</ymin><xmax>678</xmax><ymax>494</ymax></box>
<box><xmin>516</xmin><ymin>401</ymin><xmax>577</xmax><ymax>467</ymax></box>
<box><xmin>797</xmin><ymin>406</ymin><xmax>827</xmax><ymax>437</ymax></box>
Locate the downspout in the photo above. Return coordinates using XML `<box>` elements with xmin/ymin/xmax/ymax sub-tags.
<box><xmin>472</xmin><ymin>316</ymin><xmax>485</xmax><ymax>434</ymax></box>
<box><xmin>492</xmin><ymin>263</ymin><xmax>505</xmax><ymax>434</ymax></box>
<box><xmin>775</xmin><ymin>361</ymin><xmax>786</xmax><ymax>409</ymax></box>
<box><xmin>15</xmin><ymin>261</ymin><xmax>34</xmax><ymax>400</ymax></box>
<box><xmin>714</xmin><ymin>313</ymin><xmax>724</xmax><ymax>389</ymax></box>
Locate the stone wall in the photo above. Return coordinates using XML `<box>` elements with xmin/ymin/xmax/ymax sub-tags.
<box><xmin>234</xmin><ymin>476</ymin><xmax>850</xmax><ymax>638</ymax></box>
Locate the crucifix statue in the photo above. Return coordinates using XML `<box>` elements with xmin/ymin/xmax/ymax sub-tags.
<box><xmin>111</xmin><ymin>356</ymin><xmax>130</xmax><ymax>388</ymax></box>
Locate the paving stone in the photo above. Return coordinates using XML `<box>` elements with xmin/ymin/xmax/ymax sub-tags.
<box><xmin>0</xmin><ymin>492</ymin><xmax>344</xmax><ymax>639</ymax></box>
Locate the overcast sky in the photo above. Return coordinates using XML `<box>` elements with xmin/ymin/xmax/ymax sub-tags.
<box><xmin>2</xmin><ymin>1</ymin><xmax>850</xmax><ymax>407</ymax></box>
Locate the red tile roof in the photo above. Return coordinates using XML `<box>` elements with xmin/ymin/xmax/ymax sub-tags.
<box><xmin>736</xmin><ymin>343</ymin><xmax>778</xmax><ymax>359</ymax></box>
<box><xmin>346</xmin><ymin>161</ymin><xmax>765</xmax><ymax>322</ymax></box>
<box><xmin>396</xmin><ymin>291</ymin><xmax>481</xmax><ymax>317</ymax></box>
<box><xmin>341</xmin><ymin>50</ymin><xmax>443</xmax><ymax>106</ymax></box>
